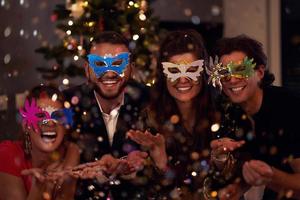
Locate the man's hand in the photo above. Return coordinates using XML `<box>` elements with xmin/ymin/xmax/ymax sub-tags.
<box><xmin>70</xmin><ymin>154</ymin><xmax>122</xmax><ymax>183</ymax></box>
<box><xmin>127</xmin><ymin>129</ymin><xmax>167</xmax><ymax>170</ymax></box>
<box><xmin>126</xmin><ymin>150</ymin><xmax>148</xmax><ymax>172</ymax></box>
<box><xmin>243</xmin><ymin>160</ymin><xmax>274</xmax><ymax>186</ymax></box>
<box><xmin>218</xmin><ymin>181</ymin><xmax>247</xmax><ymax>200</ymax></box>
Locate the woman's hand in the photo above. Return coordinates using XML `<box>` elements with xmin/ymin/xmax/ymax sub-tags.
<box><xmin>210</xmin><ymin>138</ymin><xmax>244</xmax><ymax>170</ymax></box>
<box><xmin>22</xmin><ymin>168</ymin><xmax>47</xmax><ymax>183</ymax></box>
<box><xmin>127</xmin><ymin>129</ymin><xmax>168</xmax><ymax>171</ymax></box>
<box><xmin>210</xmin><ymin>137</ymin><xmax>245</xmax><ymax>152</ymax></box>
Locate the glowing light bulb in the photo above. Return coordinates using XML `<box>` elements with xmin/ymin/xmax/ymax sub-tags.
<box><xmin>132</xmin><ymin>34</ymin><xmax>139</xmax><ymax>40</ymax></box>
<box><xmin>62</xmin><ymin>78</ymin><xmax>69</xmax><ymax>85</ymax></box>
<box><xmin>211</xmin><ymin>123</ymin><xmax>220</xmax><ymax>132</ymax></box>
<box><xmin>128</xmin><ymin>1</ymin><xmax>134</xmax><ymax>6</ymax></box>
<box><xmin>139</xmin><ymin>13</ymin><xmax>146</xmax><ymax>21</ymax></box>
<box><xmin>51</xmin><ymin>94</ymin><xmax>58</xmax><ymax>101</ymax></box>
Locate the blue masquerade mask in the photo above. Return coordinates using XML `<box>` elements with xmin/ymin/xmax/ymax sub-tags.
<box><xmin>50</xmin><ymin>108</ymin><xmax>74</xmax><ymax>127</ymax></box>
<box><xmin>87</xmin><ymin>52</ymin><xmax>130</xmax><ymax>78</ymax></box>
<box><xmin>37</xmin><ymin>106</ymin><xmax>74</xmax><ymax>127</ymax></box>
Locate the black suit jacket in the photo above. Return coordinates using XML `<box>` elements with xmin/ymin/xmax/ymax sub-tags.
<box><xmin>64</xmin><ymin>81</ymin><xmax>149</xmax><ymax>199</ymax></box>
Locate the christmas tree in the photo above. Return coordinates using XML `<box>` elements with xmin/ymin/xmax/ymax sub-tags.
<box><xmin>36</xmin><ymin>0</ymin><xmax>160</xmax><ymax>84</ymax></box>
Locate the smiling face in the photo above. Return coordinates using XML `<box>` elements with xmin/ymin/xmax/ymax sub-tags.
<box><xmin>220</xmin><ymin>51</ymin><xmax>264</xmax><ymax>105</ymax></box>
<box><xmin>86</xmin><ymin>42</ymin><xmax>131</xmax><ymax>99</ymax></box>
<box><xmin>166</xmin><ymin>53</ymin><xmax>202</xmax><ymax>103</ymax></box>
<box><xmin>28</xmin><ymin>97</ymin><xmax>65</xmax><ymax>153</ymax></box>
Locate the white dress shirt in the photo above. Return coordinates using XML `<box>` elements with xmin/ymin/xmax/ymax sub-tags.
<box><xmin>94</xmin><ymin>91</ymin><xmax>124</xmax><ymax>146</ymax></box>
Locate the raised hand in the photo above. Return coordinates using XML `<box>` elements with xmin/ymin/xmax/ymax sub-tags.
<box><xmin>210</xmin><ymin>137</ymin><xmax>245</xmax><ymax>152</ymax></box>
<box><xmin>21</xmin><ymin>162</ymin><xmax>73</xmax><ymax>184</ymax></box>
<box><xmin>126</xmin><ymin>150</ymin><xmax>148</xmax><ymax>172</ymax></box>
<box><xmin>22</xmin><ymin>166</ymin><xmax>64</xmax><ymax>200</ymax></box>
<box><xmin>218</xmin><ymin>182</ymin><xmax>248</xmax><ymax>200</ymax></box>
<box><xmin>70</xmin><ymin>154</ymin><xmax>133</xmax><ymax>183</ymax></box>
<box><xmin>127</xmin><ymin>129</ymin><xmax>167</xmax><ymax>171</ymax></box>
<box><xmin>22</xmin><ymin>168</ymin><xmax>47</xmax><ymax>183</ymax></box>
<box><xmin>72</xmin><ymin>164</ymin><xmax>108</xmax><ymax>183</ymax></box>
<box><xmin>243</xmin><ymin>160</ymin><xmax>274</xmax><ymax>186</ymax></box>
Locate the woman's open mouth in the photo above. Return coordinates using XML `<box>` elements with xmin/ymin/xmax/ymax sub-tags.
<box><xmin>41</xmin><ymin>131</ymin><xmax>57</xmax><ymax>143</ymax></box>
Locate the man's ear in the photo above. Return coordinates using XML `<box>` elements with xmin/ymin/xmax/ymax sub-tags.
<box><xmin>256</xmin><ymin>64</ymin><xmax>265</xmax><ymax>80</ymax></box>
<box><xmin>128</xmin><ymin>62</ymin><xmax>133</xmax><ymax>78</ymax></box>
<box><xmin>84</xmin><ymin>62</ymin><xmax>90</xmax><ymax>78</ymax></box>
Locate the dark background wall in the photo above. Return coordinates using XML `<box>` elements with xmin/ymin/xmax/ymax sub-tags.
<box><xmin>281</xmin><ymin>0</ymin><xmax>300</xmax><ymax>94</ymax></box>
<box><xmin>0</xmin><ymin>0</ymin><xmax>223</xmax><ymax>138</ymax></box>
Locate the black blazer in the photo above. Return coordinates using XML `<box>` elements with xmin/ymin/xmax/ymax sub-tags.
<box><xmin>64</xmin><ymin>81</ymin><xmax>149</xmax><ymax>199</ymax></box>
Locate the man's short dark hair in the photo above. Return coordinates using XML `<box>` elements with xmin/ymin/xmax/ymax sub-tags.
<box><xmin>88</xmin><ymin>31</ymin><xmax>129</xmax><ymax>53</ymax></box>
<box><xmin>213</xmin><ymin>34</ymin><xmax>275</xmax><ymax>87</ymax></box>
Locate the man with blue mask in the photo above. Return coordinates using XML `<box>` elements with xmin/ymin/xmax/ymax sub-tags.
<box><xmin>64</xmin><ymin>31</ymin><xmax>149</xmax><ymax>200</ymax></box>
<box><xmin>85</xmin><ymin>36</ymin><xmax>131</xmax><ymax>101</ymax></box>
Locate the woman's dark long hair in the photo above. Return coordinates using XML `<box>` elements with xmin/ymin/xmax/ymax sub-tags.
<box><xmin>148</xmin><ymin>30</ymin><xmax>218</xmax><ymax>147</ymax></box>
<box><xmin>27</xmin><ymin>85</ymin><xmax>65</xmax><ymax>103</ymax></box>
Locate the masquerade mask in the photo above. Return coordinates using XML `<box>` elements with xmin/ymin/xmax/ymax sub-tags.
<box><xmin>162</xmin><ymin>60</ymin><xmax>204</xmax><ymax>82</ymax></box>
<box><xmin>19</xmin><ymin>99</ymin><xmax>73</xmax><ymax>133</ymax></box>
<box><xmin>206</xmin><ymin>56</ymin><xmax>256</xmax><ymax>90</ymax></box>
<box><xmin>87</xmin><ymin>52</ymin><xmax>130</xmax><ymax>78</ymax></box>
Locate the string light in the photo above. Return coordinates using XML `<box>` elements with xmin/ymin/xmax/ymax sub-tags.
<box><xmin>191</xmin><ymin>171</ymin><xmax>197</xmax><ymax>176</ymax></box>
<box><xmin>62</xmin><ymin>78</ymin><xmax>69</xmax><ymax>85</ymax></box>
<box><xmin>19</xmin><ymin>29</ymin><xmax>24</xmax><ymax>36</ymax></box>
<box><xmin>4</xmin><ymin>27</ymin><xmax>11</xmax><ymax>37</ymax></box>
<box><xmin>133</xmin><ymin>34</ymin><xmax>139</xmax><ymax>40</ymax></box>
<box><xmin>51</xmin><ymin>94</ymin><xmax>58</xmax><ymax>101</ymax></box>
<box><xmin>211</xmin><ymin>123</ymin><xmax>220</xmax><ymax>132</ymax></box>
<box><xmin>68</xmin><ymin>20</ymin><xmax>73</xmax><ymax>26</ymax></box>
<box><xmin>4</xmin><ymin>54</ymin><xmax>11</xmax><ymax>64</ymax></box>
<box><xmin>128</xmin><ymin>1</ymin><xmax>134</xmax><ymax>6</ymax></box>
<box><xmin>88</xmin><ymin>22</ymin><xmax>95</xmax><ymax>27</ymax></box>
<box><xmin>66</xmin><ymin>30</ymin><xmax>71</xmax><ymax>35</ymax></box>
<box><xmin>64</xmin><ymin>101</ymin><xmax>71</xmax><ymax>108</ymax></box>
<box><xmin>139</xmin><ymin>13</ymin><xmax>146</xmax><ymax>21</ymax></box>
<box><xmin>140</xmin><ymin>27</ymin><xmax>146</xmax><ymax>33</ymax></box>
<box><xmin>83</xmin><ymin>1</ymin><xmax>88</xmax><ymax>7</ymax></box>
<box><xmin>33</xmin><ymin>30</ymin><xmax>38</xmax><ymax>37</ymax></box>
<box><xmin>74</xmin><ymin>55</ymin><xmax>79</xmax><ymax>61</ymax></box>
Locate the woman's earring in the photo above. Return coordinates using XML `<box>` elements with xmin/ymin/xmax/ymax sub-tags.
<box><xmin>24</xmin><ymin>131</ymin><xmax>32</xmax><ymax>156</ymax></box>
